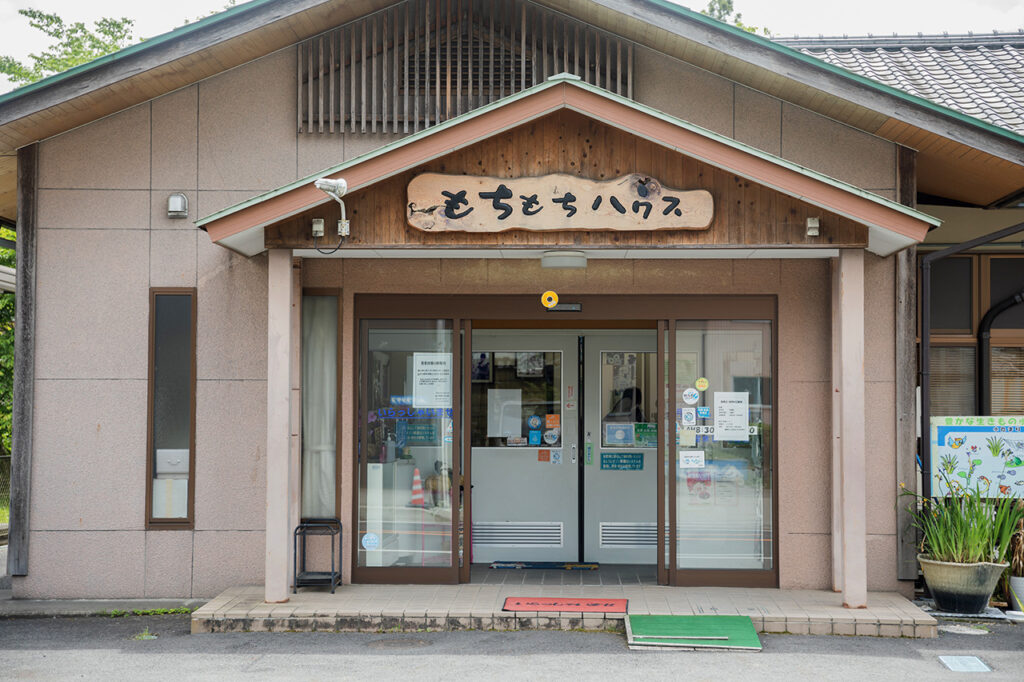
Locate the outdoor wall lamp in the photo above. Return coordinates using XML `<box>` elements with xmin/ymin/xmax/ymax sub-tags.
<box><xmin>312</xmin><ymin>177</ymin><xmax>351</xmax><ymax>254</ymax></box>
<box><xmin>167</xmin><ymin>193</ymin><xmax>188</xmax><ymax>219</ymax></box>
<box><xmin>541</xmin><ymin>250</ymin><xmax>587</xmax><ymax>268</ymax></box>
<box><xmin>806</xmin><ymin>217</ymin><xmax>820</xmax><ymax>237</ymax></box>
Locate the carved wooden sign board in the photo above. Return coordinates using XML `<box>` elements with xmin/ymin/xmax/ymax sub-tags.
<box><xmin>406</xmin><ymin>173</ymin><xmax>713</xmax><ymax>232</ymax></box>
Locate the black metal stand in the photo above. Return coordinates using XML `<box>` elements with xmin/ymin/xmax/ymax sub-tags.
<box><xmin>293</xmin><ymin>518</ymin><xmax>342</xmax><ymax>594</ymax></box>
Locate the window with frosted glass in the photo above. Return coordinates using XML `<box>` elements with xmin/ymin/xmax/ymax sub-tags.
<box><xmin>148</xmin><ymin>291</ymin><xmax>196</xmax><ymax>524</ymax></box>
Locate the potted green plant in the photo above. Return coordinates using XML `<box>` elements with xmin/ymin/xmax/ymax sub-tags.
<box><xmin>902</xmin><ymin>479</ymin><xmax>1024</xmax><ymax>614</ymax></box>
<box><xmin>1009</xmin><ymin>519</ymin><xmax>1024</xmax><ymax>613</ymax></box>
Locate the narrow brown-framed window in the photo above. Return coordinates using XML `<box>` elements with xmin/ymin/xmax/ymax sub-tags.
<box><xmin>146</xmin><ymin>288</ymin><xmax>197</xmax><ymax>529</ymax></box>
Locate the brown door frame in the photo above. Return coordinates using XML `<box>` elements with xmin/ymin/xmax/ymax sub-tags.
<box><xmin>352</xmin><ymin>317</ymin><xmax>462</xmax><ymax>585</ymax></box>
<box><xmin>353</xmin><ymin>294</ymin><xmax>777</xmax><ymax>587</ymax></box>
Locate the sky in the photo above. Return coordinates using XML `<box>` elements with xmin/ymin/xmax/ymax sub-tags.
<box><xmin>1</xmin><ymin>0</ymin><xmax>1023</xmax><ymax>93</ymax></box>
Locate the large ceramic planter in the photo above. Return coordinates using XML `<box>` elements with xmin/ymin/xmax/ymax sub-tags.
<box><xmin>918</xmin><ymin>555</ymin><xmax>1008</xmax><ymax>614</ymax></box>
<box><xmin>1009</xmin><ymin>575</ymin><xmax>1024</xmax><ymax>612</ymax></box>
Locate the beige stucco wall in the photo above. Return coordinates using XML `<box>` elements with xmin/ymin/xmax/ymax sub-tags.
<box><xmin>18</xmin><ymin>32</ymin><xmax>905</xmax><ymax>598</ymax></box>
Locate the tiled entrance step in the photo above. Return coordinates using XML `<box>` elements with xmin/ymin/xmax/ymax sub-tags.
<box><xmin>191</xmin><ymin>585</ymin><xmax>938</xmax><ymax>637</ymax></box>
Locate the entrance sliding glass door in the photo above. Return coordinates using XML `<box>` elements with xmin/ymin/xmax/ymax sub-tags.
<box><xmin>670</xmin><ymin>319</ymin><xmax>775</xmax><ymax>586</ymax></box>
<box><xmin>355</xmin><ymin>319</ymin><xmax>460</xmax><ymax>583</ymax></box>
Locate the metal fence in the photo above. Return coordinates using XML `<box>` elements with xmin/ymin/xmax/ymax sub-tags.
<box><xmin>0</xmin><ymin>454</ymin><xmax>9</xmax><ymax>544</ymax></box>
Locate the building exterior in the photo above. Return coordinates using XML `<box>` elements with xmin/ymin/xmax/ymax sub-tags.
<box><xmin>1</xmin><ymin>1</ymin><xmax>1021</xmax><ymax>607</ymax></box>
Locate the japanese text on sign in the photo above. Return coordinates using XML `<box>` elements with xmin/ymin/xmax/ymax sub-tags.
<box><xmin>407</xmin><ymin>173</ymin><xmax>713</xmax><ymax>232</ymax></box>
<box><xmin>412</xmin><ymin>353</ymin><xmax>453</xmax><ymax>408</ymax></box>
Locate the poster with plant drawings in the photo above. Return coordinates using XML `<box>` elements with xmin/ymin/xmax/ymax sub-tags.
<box><xmin>930</xmin><ymin>417</ymin><xmax>1024</xmax><ymax>498</ymax></box>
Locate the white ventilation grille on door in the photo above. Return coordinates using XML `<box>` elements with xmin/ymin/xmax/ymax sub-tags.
<box><xmin>472</xmin><ymin>521</ymin><xmax>563</xmax><ymax>547</ymax></box>
<box><xmin>600</xmin><ymin>522</ymin><xmax>658</xmax><ymax>548</ymax></box>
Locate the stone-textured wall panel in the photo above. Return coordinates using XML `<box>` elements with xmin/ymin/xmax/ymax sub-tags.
<box><xmin>196</xmin><ymin>236</ymin><xmax>268</xmax><ymax>381</ymax></box>
<box><xmin>633</xmin><ymin>46</ymin><xmax>734</xmax><ymax>137</ymax></box>
<box><xmin>782</xmin><ymin>104</ymin><xmax>896</xmax><ymax>190</ymax></box>
<box><xmin>198</xmin><ymin>50</ymin><xmax>298</xmax><ymax>191</ymax></box>
<box><xmin>16</xmin><ymin>531</ymin><xmax>145</xmax><ymax>598</ymax></box>
<box><xmin>152</xmin><ymin>86</ymin><xmax>199</xmax><ymax>191</ymax></box>
<box><xmin>35</xmin><ymin>229</ymin><xmax>149</xmax><ymax>380</ymax></box>
<box><xmin>194</xmin><ymin>379</ymin><xmax>267</xmax><ymax>531</ymax></box>
<box><xmin>151</xmin><ymin>229</ymin><xmax>198</xmax><ymax>288</ymax></box>
<box><xmin>144</xmin><ymin>531</ymin><xmax>195</xmax><ymax>598</ymax></box>
<box><xmin>30</xmin><ymin>379</ymin><xmax>147</xmax><ymax>531</ymax></box>
<box><xmin>192</xmin><ymin>530</ymin><xmax>265</xmax><ymax>597</ymax></box>
<box><xmin>36</xmin><ymin>189</ymin><xmax>149</xmax><ymax>229</ymax></box>
<box><xmin>38</xmin><ymin>103</ymin><xmax>151</xmax><ymax>190</ymax></box>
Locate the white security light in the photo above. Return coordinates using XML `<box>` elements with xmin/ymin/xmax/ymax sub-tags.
<box><xmin>167</xmin><ymin>193</ymin><xmax>188</xmax><ymax>219</ymax></box>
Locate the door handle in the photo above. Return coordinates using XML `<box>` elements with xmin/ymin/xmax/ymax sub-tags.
<box><xmin>571</xmin><ymin>444</ymin><xmax>577</xmax><ymax>464</ymax></box>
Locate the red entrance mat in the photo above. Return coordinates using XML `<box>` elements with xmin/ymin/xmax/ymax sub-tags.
<box><xmin>502</xmin><ymin>597</ymin><xmax>628</xmax><ymax>613</ymax></box>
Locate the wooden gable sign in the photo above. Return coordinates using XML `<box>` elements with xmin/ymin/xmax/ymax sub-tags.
<box><xmin>406</xmin><ymin>173</ymin><xmax>713</xmax><ymax>233</ymax></box>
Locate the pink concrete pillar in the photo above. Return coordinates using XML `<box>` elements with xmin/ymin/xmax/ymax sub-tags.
<box><xmin>835</xmin><ymin>249</ymin><xmax>867</xmax><ymax>608</ymax></box>
<box><xmin>288</xmin><ymin>259</ymin><xmax>303</xmax><ymax>587</ymax></box>
<box><xmin>266</xmin><ymin>249</ymin><xmax>294</xmax><ymax>603</ymax></box>
<box><xmin>831</xmin><ymin>257</ymin><xmax>844</xmax><ymax>592</ymax></box>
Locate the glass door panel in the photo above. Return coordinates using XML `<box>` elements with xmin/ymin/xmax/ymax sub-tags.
<box><xmin>674</xmin><ymin>320</ymin><xmax>773</xmax><ymax>574</ymax></box>
<box><xmin>357</xmin><ymin>320</ymin><xmax>457</xmax><ymax>576</ymax></box>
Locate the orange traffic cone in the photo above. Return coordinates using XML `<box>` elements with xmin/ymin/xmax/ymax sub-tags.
<box><xmin>410</xmin><ymin>467</ymin><xmax>425</xmax><ymax>507</ymax></box>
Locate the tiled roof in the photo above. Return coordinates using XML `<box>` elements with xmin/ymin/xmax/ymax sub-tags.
<box><xmin>775</xmin><ymin>33</ymin><xmax>1024</xmax><ymax>134</ymax></box>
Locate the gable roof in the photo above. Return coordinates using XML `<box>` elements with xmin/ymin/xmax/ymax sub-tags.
<box><xmin>776</xmin><ymin>32</ymin><xmax>1024</xmax><ymax>135</ymax></box>
<box><xmin>0</xmin><ymin>0</ymin><xmax>1021</xmax><ymax>222</ymax></box>
<box><xmin>199</xmin><ymin>74</ymin><xmax>939</xmax><ymax>258</ymax></box>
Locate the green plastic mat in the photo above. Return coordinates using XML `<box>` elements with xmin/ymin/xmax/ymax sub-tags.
<box><xmin>626</xmin><ymin>615</ymin><xmax>761</xmax><ymax>651</ymax></box>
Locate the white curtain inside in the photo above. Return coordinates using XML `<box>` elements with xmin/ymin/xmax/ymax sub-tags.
<box><xmin>301</xmin><ymin>296</ymin><xmax>338</xmax><ymax>518</ymax></box>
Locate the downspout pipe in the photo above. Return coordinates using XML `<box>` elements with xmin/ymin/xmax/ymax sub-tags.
<box><xmin>978</xmin><ymin>289</ymin><xmax>1024</xmax><ymax>415</ymax></box>
<box><xmin>919</xmin><ymin>219</ymin><xmax>1024</xmax><ymax>500</ymax></box>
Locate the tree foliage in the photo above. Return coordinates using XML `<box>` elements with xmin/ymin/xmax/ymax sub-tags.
<box><xmin>701</xmin><ymin>0</ymin><xmax>770</xmax><ymax>36</ymax></box>
<box><xmin>0</xmin><ymin>9</ymin><xmax>137</xmax><ymax>86</ymax></box>
<box><xmin>0</xmin><ymin>229</ymin><xmax>13</xmax><ymax>457</ymax></box>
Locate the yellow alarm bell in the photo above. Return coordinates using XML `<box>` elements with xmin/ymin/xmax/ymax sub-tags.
<box><xmin>541</xmin><ymin>291</ymin><xmax>559</xmax><ymax>309</ymax></box>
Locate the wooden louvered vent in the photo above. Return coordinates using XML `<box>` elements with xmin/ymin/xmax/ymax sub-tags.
<box><xmin>297</xmin><ymin>0</ymin><xmax>634</xmax><ymax>134</ymax></box>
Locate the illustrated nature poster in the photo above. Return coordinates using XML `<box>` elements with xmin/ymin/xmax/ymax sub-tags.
<box><xmin>930</xmin><ymin>417</ymin><xmax>1024</xmax><ymax>497</ymax></box>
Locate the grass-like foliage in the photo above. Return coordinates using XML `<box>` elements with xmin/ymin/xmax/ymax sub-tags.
<box><xmin>902</xmin><ymin>477</ymin><xmax>1024</xmax><ymax>565</ymax></box>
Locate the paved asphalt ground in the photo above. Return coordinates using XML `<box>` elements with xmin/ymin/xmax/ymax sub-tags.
<box><xmin>0</xmin><ymin>615</ymin><xmax>1021</xmax><ymax>680</ymax></box>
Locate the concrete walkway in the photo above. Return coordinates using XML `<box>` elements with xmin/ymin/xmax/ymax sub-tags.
<box><xmin>0</xmin><ymin>589</ymin><xmax>207</xmax><ymax>617</ymax></box>
<box><xmin>192</xmin><ymin>584</ymin><xmax>938</xmax><ymax>637</ymax></box>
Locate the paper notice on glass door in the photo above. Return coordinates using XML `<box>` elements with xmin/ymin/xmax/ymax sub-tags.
<box><xmin>412</xmin><ymin>352</ymin><xmax>453</xmax><ymax>408</ymax></box>
<box><xmin>713</xmin><ymin>391</ymin><xmax>749</xmax><ymax>442</ymax></box>
<box><xmin>487</xmin><ymin>389</ymin><xmax>522</xmax><ymax>438</ymax></box>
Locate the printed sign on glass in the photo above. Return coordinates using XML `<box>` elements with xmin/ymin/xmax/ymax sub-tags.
<box><xmin>412</xmin><ymin>353</ymin><xmax>452</xmax><ymax>408</ymax></box>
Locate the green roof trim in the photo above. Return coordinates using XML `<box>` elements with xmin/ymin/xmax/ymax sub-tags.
<box><xmin>0</xmin><ymin>0</ymin><xmax>280</xmax><ymax>107</ymax></box>
<box><xmin>197</xmin><ymin>73</ymin><xmax>940</xmax><ymax>231</ymax></box>
<box><xmin>640</xmin><ymin>0</ymin><xmax>1024</xmax><ymax>145</ymax></box>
